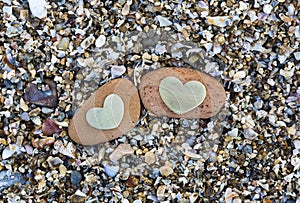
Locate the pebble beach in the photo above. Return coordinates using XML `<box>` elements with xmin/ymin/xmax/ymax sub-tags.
<box><xmin>0</xmin><ymin>0</ymin><xmax>300</xmax><ymax>202</ymax></box>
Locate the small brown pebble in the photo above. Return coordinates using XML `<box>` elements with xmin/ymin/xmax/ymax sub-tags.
<box><xmin>139</xmin><ymin>67</ymin><xmax>226</xmax><ymax>118</ymax></box>
<box><xmin>42</xmin><ymin>118</ymin><xmax>61</xmax><ymax>136</ymax></box>
<box><xmin>68</xmin><ymin>78</ymin><xmax>140</xmax><ymax>145</ymax></box>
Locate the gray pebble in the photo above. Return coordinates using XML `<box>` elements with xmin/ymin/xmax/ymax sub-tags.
<box><xmin>0</xmin><ymin>170</ymin><xmax>25</xmax><ymax>191</ymax></box>
<box><xmin>20</xmin><ymin>112</ymin><xmax>30</xmax><ymax>121</ymax></box>
<box><xmin>70</xmin><ymin>171</ymin><xmax>82</xmax><ymax>185</ymax></box>
<box><xmin>243</xmin><ymin>144</ymin><xmax>253</xmax><ymax>154</ymax></box>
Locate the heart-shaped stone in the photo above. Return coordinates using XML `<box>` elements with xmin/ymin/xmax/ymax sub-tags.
<box><xmin>69</xmin><ymin>78</ymin><xmax>140</xmax><ymax>145</ymax></box>
<box><xmin>86</xmin><ymin>94</ymin><xmax>124</xmax><ymax>130</ymax></box>
<box><xmin>159</xmin><ymin>76</ymin><xmax>206</xmax><ymax>114</ymax></box>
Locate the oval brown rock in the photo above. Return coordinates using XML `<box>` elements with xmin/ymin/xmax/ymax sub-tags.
<box><xmin>69</xmin><ymin>78</ymin><xmax>140</xmax><ymax>145</ymax></box>
<box><xmin>139</xmin><ymin>67</ymin><xmax>226</xmax><ymax>118</ymax></box>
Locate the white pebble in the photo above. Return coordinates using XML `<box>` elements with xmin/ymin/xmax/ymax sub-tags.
<box><xmin>2</xmin><ymin>144</ymin><xmax>22</xmax><ymax>160</ymax></box>
<box><xmin>28</xmin><ymin>0</ymin><xmax>47</xmax><ymax>19</ymax></box>
<box><xmin>294</xmin><ymin>140</ymin><xmax>300</xmax><ymax>149</ymax></box>
<box><xmin>263</xmin><ymin>4</ymin><xmax>273</xmax><ymax>14</ymax></box>
<box><xmin>156</xmin><ymin>15</ymin><xmax>172</xmax><ymax>27</ymax></box>
<box><xmin>294</xmin><ymin>52</ymin><xmax>300</xmax><ymax>60</ymax></box>
<box><xmin>228</xmin><ymin>128</ymin><xmax>238</xmax><ymax>137</ymax></box>
<box><xmin>233</xmin><ymin>71</ymin><xmax>246</xmax><ymax>80</ymax></box>
<box><xmin>280</xmin><ymin>68</ymin><xmax>294</xmax><ymax>78</ymax></box>
<box><xmin>47</xmin><ymin>156</ymin><xmax>64</xmax><ymax>167</ymax></box>
<box><xmin>75</xmin><ymin>190</ymin><xmax>87</xmax><ymax>197</ymax></box>
<box><xmin>155</xmin><ymin>44</ymin><xmax>167</xmax><ymax>55</ymax></box>
<box><xmin>104</xmin><ymin>164</ymin><xmax>119</xmax><ymax>177</ymax></box>
<box><xmin>121</xmin><ymin>3</ymin><xmax>130</xmax><ymax>16</ymax></box>
<box><xmin>95</xmin><ymin>35</ymin><xmax>106</xmax><ymax>48</ymax></box>
<box><xmin>284</xmin><ymin>173</ymin><xmax>294</xmax><ymax>182</ymax></box>
<box><xmin>111</xmin><ymin>65</ymin><xmax>126</xmax><ymax>78</ymax></box>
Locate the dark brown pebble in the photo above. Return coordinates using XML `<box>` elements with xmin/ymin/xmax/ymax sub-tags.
<box><xmin>24</xmin><ymin>79</ymin><xmax>58</xmax><ymax>108</ymax></box>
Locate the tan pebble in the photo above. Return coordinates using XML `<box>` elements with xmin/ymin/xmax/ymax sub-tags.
<box><xmin>69</xmin><ymin>78</ymin><xmax>140</xmax><ymax>145</ymax></box>
<box><xmin>144</xmin><ymin>151</ymin><xmax>156</xmax><ymax>164</ymax></box>
<box><xmin>139</xmin><ymin>68</ymin><xmax>226</xmax><ymax>118</ymax></box>
<box><xmin>0</xmin><ymin>138</ymin><xmax>7</xmax><ymax>145</ymax></box>
<box><xmin>142</xmin><ymin>52</ymin><xmax>152</xmax><ymax>60</ymax></box>
<box><xmin>151</xmin><ymin>54</ymin><xmax>159</xmax><ymax>62</ymax></box>
<box><xmin>157</xmin><ymin>185</ymin><xmax>166</xmax><ymax>200</ymax></box>
<box><xmin>287</xmin><ymin>126</ymin><xmax>296</xmax><ymax>135</ymax></box>
<box><xmin>159</xmin><ymin>161</ymin><xmax>173</xmax><ymax>176</ymax></box>
<box><xmin>59</xmin><ymin>164</ymin><xmax>67</xmax><ymax>177</ymax></box>
<box><xmin>20</xmin><ymin>98</ymin><xmax>29</xmax><ymax>111</ymax></box>
<box><xmin>207</xmin><ymin>16</ymin><xmax>232</xmax><ymax>27</ymax></box>
<box><xmin>57</xmin><ymin>37</ymin><xmax>70</xmax><ymax>51</ymax></box>
<box><xmin>109</xmin><ymin>144</ymin><xmax>134</xmax><ymax>162</ymax></box>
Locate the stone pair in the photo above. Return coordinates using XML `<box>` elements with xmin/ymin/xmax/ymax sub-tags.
<box><xmin>68</xmin><ymin>68</ymin><xmax>226</xmax><ymax>145</ymax></box>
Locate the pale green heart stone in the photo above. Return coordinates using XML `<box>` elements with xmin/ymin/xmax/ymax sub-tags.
<box><xmin>159</xmin><ymin>76</ymin><xmax>206</xmax><ymax>114</ymax></box>
<box><xmin>86</xmin><ymin>94</ymin><xmax>124</xmax><ymax>130</ymax></box>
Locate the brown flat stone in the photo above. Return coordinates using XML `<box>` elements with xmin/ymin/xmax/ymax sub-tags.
<box><xmin>139</xmin><ymin>67</ymin><xmax>226</xmax><ymax>118</ymax></box>
<box><xmin>69</xmin><ymin>78</ymin><xmax>140</xmax><ymax>145</ymax></box>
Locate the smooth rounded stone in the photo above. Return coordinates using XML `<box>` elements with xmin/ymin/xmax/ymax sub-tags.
<box><xmin>20</xmin><ymin>112</ymin><xmax>30</xmax><ymax>121</ymax></box>
<box><xmin>139</xmin><ymin>68</ymin><xmax>226</xmax><ymax>118</ymax></box>
<box><xmin>144</xmin><ymin>151</ymin><xmax>156</xmax><ymax>164</ymax></box>
<box><xmin>57</xmin><ymin>37</ymin><xmax>70</xmax><ymax>51</ymax></box>
<box><xmin>159</xmin><ymin>162</ymin><xmax>173</xmax><ymax>177</ymax></box>
<box><xmin>111</xmin><ymin>65</ymin><xmax>126</xmax><ymax>79</ymax></box>
<box><xmin>104</xmin><ymin>164</ymin><xmax>120</xmax><ymax>177</ymax></box>
<box><xmin>70</xmin><ymin>171</ymin><xmax>82</xmax><ymax>185</ymax></box>
<box><xmin>95</xmin><ymin>35</ymin><xmax>106</xmax><ymax>48</ymax></box>
<box><xmin>41</xmin><ymin>107</ymin><xmax>54</xmax><ymax>114</ymax></box>
<box><xmin>69</xmin><ymin>78</ymin><xmax>140</xmax><ymax>145</ymax></box>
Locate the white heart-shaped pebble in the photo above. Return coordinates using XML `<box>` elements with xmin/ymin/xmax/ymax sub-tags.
<box><xmin>159</xmin><ymin>76</ymin><xmax>206</xmax><ymax>114</ymax></box>
<box><xmin>86</xmin><ymin>94</ymin><xmax>124</xmax><ymax>130</ymax></box>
